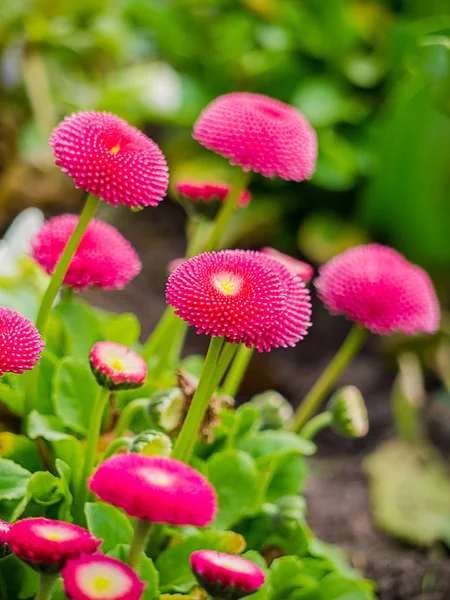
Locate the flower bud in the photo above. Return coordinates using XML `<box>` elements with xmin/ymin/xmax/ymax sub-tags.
<box><xmin>147</xmin><ymin>388</ymin><xmax>185</xmax><ymax>432</ymax></box>
<box><xmin>249</xmin><ymin>390</ymin><xmax>293</xmax><ymax>430</ymax></box>
<box><xmin>129</xmin><ymin>429</ymin><xmax>172</xmax><ymax>457</ymax></box>
<box><xmin>272</xmin><ymin>495</ymin><xmax>306</xmax><ymax>536</ymax></box>
<box><xmin>328</xmin><ymin>385</ymin><xmax>369</xmax><ymax>438</ymax></box>
<box><xmin>89</xmin><ymin>341</ymin><xmax>147</xmax><ymax>391</ymax></box>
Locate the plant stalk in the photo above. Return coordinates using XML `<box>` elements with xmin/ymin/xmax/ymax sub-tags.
<box><xmin>292</xmin><ymin>325</ymin><xmax>368</xmax><ymax>432</ymax></box>
<box><xmin>222</xmin><ymin>345</ymin><xmax>253</xmax><ymax>397</ymax></box>
<box><xmin>35</xmin><ymin>573</ymin><xmax>58</xmax><ymax>600</ymax></box>
<box><xmin>128</xmin><ymin>519</ymin><xmax>152</xmax><ymax>570</ymax></box>
<box><xmin>300</xmin><ymin>411</ymin><xmax>333</xmax><ymax>440</ymax></box>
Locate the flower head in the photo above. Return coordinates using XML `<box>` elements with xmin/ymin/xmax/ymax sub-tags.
<box><xmin>166</xmin><ymin>250</ymin><xmax>312</xmax><ymax>352</ymax></box>
<box><xmin>7</xmin><ymin>518</ymin><xmax>100</xmax><ymax>571</ymax></box>
<box><xmin>176</xmin><ymin>180</ymin><xmax>251</xmax><ymax>208</ymax></box>
<box><xmin>193</xmin><ymin>92</ymin><xmax>317</xmax><ymax>181</ymax></box>
<box><xmin>89</xmin><ymin>454</ymin><xmax>217</xmax><ymax>526</ymax></box>
<box><xmin>0</xmin><ymin>307</ymin><xmax>44</xmax><ymax>376</ymax></box>
<box><xmin>0</xmin><ymin>519</ymin><xmax>11</xmax><ymax>558</ymax></box>
<box><xmin>32</xmin><ymin>215</ymin><xmax>141</xmax><ymax>291</ymax></box>
<box><xmin>50</xmin><ymin>111</ymin><xmax>168</xmax><ymax>209</ymax></box>
<box><xmin>190</xmin><ymin>550</ymin><xmax>265</xmax><ymax>600</ymax></box>
<box><xmin>90</xmin><ymin>342</ymin><xmax>147</xmax><ymax>390</ymax></box>
<box><xmin>62</xmin><ymin>554</ymin><xmax>145</xmax><ymax>600</ymax></box>
<box><xmin>315</xmin><ymin>244</ymin><xmax>440</xmax><ymax>335</ymax></box>
<box><xmin>260</xmin><ymin>247</ymin><xmax>313</xmax><ymax>282</ymax></box>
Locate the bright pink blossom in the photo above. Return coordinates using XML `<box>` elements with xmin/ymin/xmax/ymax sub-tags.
<box><xmin>62</xmin><ymin>554</ymin><xmax>145</xmax><ymax>600</ymax></box>
<box><xmin>260</xmin><ymin>247</ymin><xmax>313</xmax><ymax>282</ymax></box>
<box><xmin>50</xmin><ymin>111</ymin><xmax>168</xmax><ymax>209</ymax></box>
<box><xmin>0</xmin><ymin>307</ymin><xmax>44</xmax><ymax>376</ymax></box>
<box><xmin>191</xmin><ymin>550</ymin><xmax>265</xmax><ymax>599</ymax></box>
<box><xmin>193</xmin><ymin>92</ymin><xmax>317</xmax><ymax>181</ymax></box>
<box><xmin>176</xmin><ymin>180</ymin><xmax>251</xmax><ymax>208</ymax></box>
<box><xmin>0</xmin><ymin>520</ymin><xmax>10</xmax><ymax>544</ymax></box>
<box><xmin>89</xmin><ymin>454</ymin><xmax>217</xmax><ymax>526</ymax></box>
<box><xmin>166</xmin><ymin>250</ymin><xmax>311</xmax><ymax>352</ymax></box>
<box><xmin>90</xmin><ymin>341</ymin><xmax>147</xmax><ymax>390</ymax></box>
<box><xmin>315</xmin><ymin>244</ymin><xmax>440</xmax><ymax>335</ymax></box>
<box><xmin>32</xmin><ymin>215</ymin><xmax>141</xmax><ymax>291</ymax></box>
<box><xmin>7</xmin><ymin>518</ymin><xmax>100</xmax><ymax>568</ymax></box>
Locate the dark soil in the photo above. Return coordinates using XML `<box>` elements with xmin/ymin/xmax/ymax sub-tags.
<box><xmin>76</xmin><ymin>200</ymin><xmax>450</xmax><ymax>599</ymax></box>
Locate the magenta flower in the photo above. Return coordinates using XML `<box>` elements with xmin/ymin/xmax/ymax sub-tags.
<box><xmin>260</xmin><ymin>247</ymin><xmax>314</xmax><ymax>282</ymax></box>
<box><xmin>89</xmin><ymin>454</ymin><xmax>217</xmax><ymax>526</ymax></box>
<box><xmin>176</xmin><ymin>180</ymin><xmax>251</xmax><ymax>208</ymax></box>
<box><xmin>191</xmin><ymin>550</ymin><xmax>265</xmax><ymax>600</ymax></box>
<box><xmin>0</xmin><ymin>519</ymin><xmax>11</xmax><ymax>558</ymax></box>
<box><xmin>50</xmin><ymin>111</ymin><xmax>169</xmax><ymax>209</ymax></box>
<box><xmin>193</xmin><ymin>92</ymin><xmax>317</xmax><ymax>181</ymax></box>
<box><xmin>62</xmin><ymin>554</ymin><xmax>145</xmax><ymax>600</ymax></box>
<box><xmin>7</xmin><ymin>518</ymin><xmax>100</xmax><ymax>570</ymax></box>
<box><xmin>90</xmin><ymin>341</ymin><xmax>147</xmax><ymax>390</ymax></box>
<box><xmin>315</xmin><ymin>244</ymin><xmax>440</xmax><ymax>335</ymax></box>
<box><xmin>166</xmin><ymin>250</ymin><xmax>312</xmax><ymax>352</ymax></box>
<box><xmin>0</xmin><ymin>307</ymin><xmax>44</xmax><ymax>376</ymax></box>
<box><xmin>32</xmin><ymin>215</ymin><xmax>141</xmax><ymax>291</ymax></box>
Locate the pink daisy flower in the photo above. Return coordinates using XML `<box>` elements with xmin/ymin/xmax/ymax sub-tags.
<box><xmin>62</xmin><ymin>554</ymin><xmax>145</xmax><ymax>600</ymax></box>
<box><xmin>166</xmin><ymin>250</ymin><xmax>311</xmax><ymax>352</ymax></box>
<box><xmin>7</xmin><ymin>518</ymin><xmax>101</xmax><ymax>570</ymax></box>
<box><xmin>190</xmin><ymin>550</ymin><xmax>265</xmax><ymax>600</ymax></box>
<box><xmin>0</xmin><ymin>307</ymin><xmax>44</xmax><ymax>376</ymax></box>
<box><xmin>193</xmin><ymin>92</ymin><xmax>317</xmax><ymax>181</ymax></box>
<box><xmin>89</xmin><ymin>454</ymin><xmax>217</xmax><ymax>526</ymax></box>
<box><xmin>176</xmin><ymin>180</ymin><xmax>251</xmax><ymax>208</ymax></box>
<box><xmin>32</xmin><ymin>215</ymin><xmax>141</xmax><ymax>291</ymax></box>
<box><xmin>0</xmin><ymin>519</ymin><xmax>11</xmax><ymax>558</ymax></box>
<box><xmin>260</xmin><ymin>247</ymin><xmax>314</xmax><ymax>282</ymax></box>
<box><xmin>90</xmin><ymin>341</ymin><xmax>147</xmax><ymax>390</ymax></box>
<box><xmin>50</xmin><ymin>111</ymin><xmax>168</xmax><ymax>209</ymax></box>
<box><xmin>315</xmin><ymin>244</ymin><xmax>440</xmax><ymax>335</ymax></box>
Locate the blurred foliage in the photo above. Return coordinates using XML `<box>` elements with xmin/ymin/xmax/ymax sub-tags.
<box><xmin>0</xmin><ymin>0</ymin><xmax>450</xmax><ymax>271</ymax></box>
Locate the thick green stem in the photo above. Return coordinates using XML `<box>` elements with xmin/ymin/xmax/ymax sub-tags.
<box><xmin>115</xmin><ymin>399</ymin><xmax>150</xmax><ymax>438</ymax></box>
<box><xmin>36</xmin><ymin>193</ymin><xmax>100</xmax><ymax>335</ymax></box>
<box><xmin>292</xmin><ymin>325</ymin><xmax>368</xmax><ymax>432</ymax></box>
<box><xmin>142</xmin><ymin>307</ymin><xmax>175</xmax><ymax>362</ymax></box>
<box><xmin>172</xmin><ymin>337</ymin><xmax>225</xmax><ymax>463</ymax></box>
<box><xmin>128</xmin><ymin>519</ymin><xmax>152</xmax><ymax>570</ymax></box>
<box><xmin>300</xmin><ymin>411</ymin><xmax>333</xmax><ymax>440</ymax></box>
<box><xmin>102</xmin><ymin>437</ymin><xmax>133</xmax><ymax>461</ymax></box>
<box><xmin>222</xmin><ymin>345</ymin><xmax>253</xmax><ymax>397</ymax></box>
<box><xmin>204</xmin><ymin>171</ymin><xmax>251</xmax><ymax>252</ymax></box>
<box><xmin>186</xmin><ymin>217</ymin><xmax>211</xmax><ymax>258</ymax></box>
<box><xmin>73</xmin><ymin>387</ymin><xmax>110</xmax><ymax>525</ymax></box>
<box><xmin>35</xmin><ymin>573</ymin><xmax>58</xmax><ymax>600</ymax></box>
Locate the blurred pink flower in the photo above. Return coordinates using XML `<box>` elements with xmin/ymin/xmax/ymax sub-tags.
<box><xmin>176</xmin><ymin>180</ymin><xmax>251</xmax><ymax>208</ymax></box>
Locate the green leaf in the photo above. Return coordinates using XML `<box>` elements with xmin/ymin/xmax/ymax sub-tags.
<box><xmin>0</xmin><ymin>432</ymin><xmax>41</xmax><ymax>472</ymax></box>
<box><xmin>36</xmin><ymin>352</ymin><xmax>58</xmax><ymax>415</ymax></box>
<box><xmin>55</xmin><ymin>459</ymin><xmax>74</xmax><ymax>521</ymax></box>
<box><xmin>0</xmin><ymin>554</ymin><xmax>38</xmax><ymax>600</ymax></box>
<box><xmin>85</xmin><ymin>502</ymin><xmax>133</xmax><ymax>553</ymax></box>
<box><xmin>27</xmin><ymin>411</ymin><xmax>72</xmax><ymax>441</ymax></box>
<box><xmin>52</xmin><ymin>356</ymin><xmax>99</xmax><ymax>435</ymax></box>
<box><xmin>100</xmin><ymin>312</ymin><xmax>141</xmax><ymax>346</ymax></box>
<box><xmin>0</xmin><ymin>383</ymin><xmax>24</xmax><ymax>416</ymax></box>
<box><xmin>156</xmin><ymin>530</ymin><xmax>246</xmax><ymax>593</ymax></box>
<box><xmin>0</xmin><ymin>459</ymin><xmax>31</xmax><ymax>501</ymax></box>
<box><xmin>364</xmin><ymin>439</ymin><xmax>450</xmax><ymax>547</ymax></box>
<box><xmin>54</xmin><ymin>298</ymin><xmax>103</xmax><ymax>358</ymax></box>
<box><xmin>108</xmin><ymin>544</ymin><xmax>159</xmax><ymax>600</ymax></box>
<box><xmin>269</xmin><ymin>556</ymin><xmax>316</xmax><ymax>600</ymax></box>
<box><xmin>237</xmin><ymin>430</ymin><xmax>316</xmax><ymax>458</ymax></box>
<box><xmin>314</xmin><ymin>573</ymin><xmax>376</xmax><ymax>600</ymax></box>
<box><xmin>257</xmin><ymin>449</ymin><xmax>308</xmax><ymax>503</ymax></box>
<box><xmin>207</xmin><ymin>450</ymin><xmax>262</xmax><ymax>529</ymax></box>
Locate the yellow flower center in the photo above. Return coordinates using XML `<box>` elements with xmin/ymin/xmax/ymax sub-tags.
<box><xmin>94</xmin><ymin>576</ymin><xmax>111</xmax><ymax>592</ymax></box>
<box><xmin>110</xmin><ymin>145</ymin><xmax>121</xmax><ymax>155</ymax></box>
<box><xmin>110</xmin><ymin>358</ymin><xmax>124</xmax><ymax>371</ymax></box>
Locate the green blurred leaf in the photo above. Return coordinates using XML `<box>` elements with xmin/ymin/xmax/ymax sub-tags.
<box><xmin>0</xmin><ymin>459</ymin><xmax>31</xmax><ymax>501</ymax></box>
<box><xmin>99</xmin><ymin>312</ymin><xmax>141</xmax><ymax>346</ymax></box>
<box><xmin>36</xmin><ymin>352</ymin><xmax>58</xmax><ymax>415</ymax></box>
<box><xmin>0</xmin><ymin>432</ymin><xmax>41</xmax><ymax>472</ymax></box>
<box><xmin>54</xmin><ymin>298</ymin><xmax>103</xmax><ymax>358</ymax></box>
<box><xmin>0</xmin><ymin>383</ymin><xmax>24</xmax><ymax>416</ymax></box>
<box><xmin>85</xmin><ymin>502</ymin><xmax>133</xmax><ymax>553</ymax></box>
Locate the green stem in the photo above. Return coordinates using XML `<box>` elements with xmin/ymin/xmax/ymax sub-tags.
<box><xmin>211</xmin><ymin>342</ymin><xmax>238</xmax><ymax>389</ymax></box>
<box><xmin>292</xmin><ymin>325</ymin><xmax>368</xmax><ymax>432</ymax></box>
<box><xmin>186</xmin><ymin>217</ymin><xmax>211</xmax><ymax>258</ymax></box>
<box><xmin>222</xmin><ymin>345</ymin><xmax>253</xmax><ymax>397</ymax></box>
<box><xmin>142</xmin><ymin>306</ymin><xmax>176</xmax><ymax>362</ymax></box>
<box><xmin>204</xmin><ymin>171</ymin><xmax>251</xmax><ymax>252</ymax></box>
<box><xmin>36</xmin><ymin>193</ymin><xmax>100</xmax><ymax>335</ymax></box>
<box><xmin>115</xmin><ymin>399</ymin><xmax>151</xmax><ymax>438</ymax></box>
<box><xmin>128</xmin><ymin>519</ymin><xmax>152</xmax><ymax>570</ymax></box>
<box><xmin>35</xmin><ymin>573</ymin><xmax>58</xmax><ymax>600</ymax></box>
<box><xmin>102</xmin><ymin>437</ymin><xmax>133</xmax><ymax>461</ymax></box>
<box><xmin>172</xmin><ymin>336</ymin><xmax>225</xmax><ymax>463</ymax></box>
<box><xmin>300</xmin><ymin>411</ymin><xmax>333</xmax><ymax>440</ymax></box>
<box><xmin>73</xmin><ymin>387</ymin><xmax>110</xmax><ymax>525</ymax></box>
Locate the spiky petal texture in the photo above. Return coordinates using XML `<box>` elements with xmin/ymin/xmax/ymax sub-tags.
<box><xmin>50</xmin><ymin>111</ymin><xmax>168</xmax><ymax>209</ymax></box>
<box><xmin>166</xmin><ymin>250</ymin><xmax>312</xmax><ymax>352</ymax></box>
<box><xmin>7</xmin><ymin>518</ymin><xmax>101</xmax><ymax>569</ymax></box>
<box><xmin>315</xmin><ymin>244</ymin><xmax>440</xmax><ymax>335</ymax></box>
<box><xmin>193</xmin><ymin>92</ymin><xmax>317</xmax><ymax>181</ymax></box>
<box><xmin>90</xmin><ymin>341</ymin><xmax>147</xmax><ymax>390</ymax></box>
<box><xmin>191</xmin><ymin>550</ymin><xmax>265</xmax><ymax>599</ymax></box>
<box><xmin>32</xmin><ymin>215</ymin><xmax>141</xmax><ymax>291</ymax></box>
<box><xmin>0</xmin><ymin>307</ymin><xmax>44</xmax><ymax>376</ymax></box>
<box><xmin>176</xmin><ymin>180</ymin><xmax>251</xmax><ymax>208</ymax></box>
<box><xmin>260</xmin><ymin>247</ymin><xmax>313</xmax><ymax>282</ymax></box>
<box><xmin>62</xmin><ymin>554</ymin><xmax>145</xmax><ymax>600</ymax></box>
<box><xmin>89</xmin><ymin>454</ymin><xmax>217</xmax><ymax>526</ymax></box>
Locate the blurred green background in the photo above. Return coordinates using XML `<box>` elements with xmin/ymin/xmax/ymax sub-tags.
<box><xmin>1</xmin><ymin>0</ymin><xmax>450</xmax><ymax>275</ymax></box>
